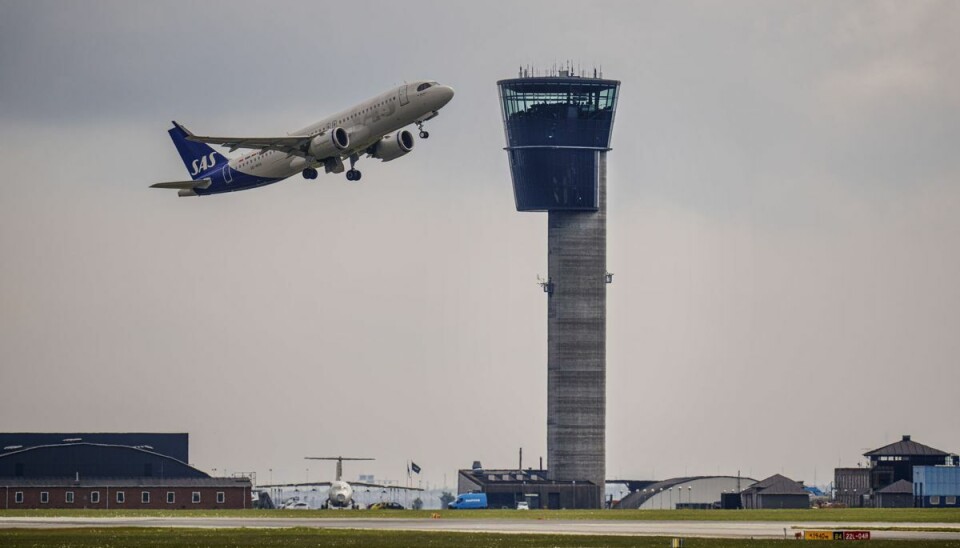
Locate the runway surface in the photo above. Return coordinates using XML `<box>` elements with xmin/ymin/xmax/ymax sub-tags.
<box><xmin>1</xmin><ymin>516</ymin><xmax>959</xmax><ymax>540</ymax></box>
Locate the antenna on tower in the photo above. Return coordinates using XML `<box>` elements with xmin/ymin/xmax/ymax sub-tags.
<box><xmin>537</xmin><ymin>275</ymin><xmax>554</xmax><ymax>295</ymax></box>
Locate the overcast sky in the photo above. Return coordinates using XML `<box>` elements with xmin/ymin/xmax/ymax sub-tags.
<box><xmin>1</xmin><ymin>0</ymin><xmax>958</xmax><ymax>490</ymax></box>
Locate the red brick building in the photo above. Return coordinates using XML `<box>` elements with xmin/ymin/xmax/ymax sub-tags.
<box><xmin>0</xmin><ymin>437</ymin><xmax>252</xmax><ymax>510</ymax></box>
<box><xmin>2</xmin><ymin>478</ymin><xmax>251</xmax><ymax>510</ymax></box>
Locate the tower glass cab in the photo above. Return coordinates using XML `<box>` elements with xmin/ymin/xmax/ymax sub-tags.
<box><xmin>498</xmin><ymin>77</ymin><xmax>619</xmax><ymax>211</ymax></box>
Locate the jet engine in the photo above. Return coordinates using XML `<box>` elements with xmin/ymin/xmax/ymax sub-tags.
<box><xmin>308</xmin><ymin>127</ymin><xmax>350</xmax><ymax>159</ymax></box>
<box><xmin>369</xmin><ymin>129</ymin><xmax>415</xmax><ymax>162</ymax></box>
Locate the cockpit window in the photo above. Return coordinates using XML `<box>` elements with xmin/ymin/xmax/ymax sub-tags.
<box><xmin>416</xmin><ymin>83</ymin><xmax>433</xmax><ymax>92</ymax></box>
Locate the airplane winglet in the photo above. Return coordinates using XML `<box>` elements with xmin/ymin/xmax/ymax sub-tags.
<box><xmin>171</xmin><ymin>120</ymin><xmax>195</xmax><ymax>137</ymax></box>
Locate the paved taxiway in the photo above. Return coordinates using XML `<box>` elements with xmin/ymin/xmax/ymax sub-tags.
<box><xmin>1</xmin><ymin>517</ymin><xmax>959</xmax><ymax>541</ymax></box>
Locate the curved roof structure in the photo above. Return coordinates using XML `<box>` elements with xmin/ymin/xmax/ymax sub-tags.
<box><xmin>616</xmin><ymin>475</ymin><xmax>757</xmax><ymax>509</ymax></box>
<box><xmin>0</xmin><ymin>442</ymin><xmax>209</xmax><ymax>479</ymax></box>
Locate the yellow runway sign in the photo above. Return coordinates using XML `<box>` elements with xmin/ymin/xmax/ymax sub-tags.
<box><xmin>804</xmin><ymin>530</ymin><xmax>872</xmax><ymax>541</ymax></box>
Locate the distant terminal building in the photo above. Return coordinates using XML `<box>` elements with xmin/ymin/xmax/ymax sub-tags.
<box><xmin>740</xmin><ymin>474</ymin><xmax>810</xmax><ymax>509</ymax></box>
<box><xmin>0</xmin><ymin>433</ymin><xmax>250</xmax><ymax>509</ymax></box>
<box><xmin>874</xmin><ymin>479</ymin><xmax>915</xmax><ymax>508</ymax></box>
<box><xmin>914</xmin><ymin>466</ymin><xmax>960</xmax><ymax>508</ymax></box>
<box><xmin>834</xmin><ymin>434</ymin><xmax>958</xmax><ymax>508</ymax></box>
<box><xmin>865</xmin><ymin>435</ymin><xmax>953</xmax><ymax>490</ymax></box>
<box><xmin>834</xmin><ymin>467</ymin><xmax>871</xmax><ymax>507</ymax></box>
<box><xmin>457</xmin><ymin>465</ymin><xmax>600</xmax><ymax>509</ymax></box>
<box><xmin>614</xmin><ymin>476</ymin><xmax>757</xmax><ymax>510</ymax></box>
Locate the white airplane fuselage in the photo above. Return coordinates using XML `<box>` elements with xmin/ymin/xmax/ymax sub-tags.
<box><xmin>158</xmin><ymin>81</ymin><xmax>454</xmax><ymax>196</ymax></box>
<box><xmin>326</xmin><ymin>480</ymin><xmax>354</xmax><ymax>508</ymax></box>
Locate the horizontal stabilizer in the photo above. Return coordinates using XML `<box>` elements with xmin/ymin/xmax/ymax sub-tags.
<box><xmin>150</xmin><ymin>178</ymin><xmax>212</xmax><ymax>190</ymax></box>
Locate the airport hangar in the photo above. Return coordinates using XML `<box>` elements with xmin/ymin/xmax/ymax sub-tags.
<box><xmin>0</xmin><ymin>433</ymin><xmax>251</xmax><ymax>509</ymax></box>
<box><xmin>835</xmin><ymin>434</ymin><xmax>960</xmax><ymax>508</ymax></box>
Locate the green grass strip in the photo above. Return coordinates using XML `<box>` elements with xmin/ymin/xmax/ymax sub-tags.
<box><xmin>2</xmin><ymin>527</ymin><xmax>960</xmax><ymax>548</ymax></box>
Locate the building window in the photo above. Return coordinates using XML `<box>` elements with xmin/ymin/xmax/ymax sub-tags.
<box><xmin>90</xmin><ymin>491</ymin><xmax>100</xmax><ymax>504</ymax></box>
<box><xmin>117</xmin><ymin>491</ymin><xmax>125</xmax><ymax>504</ymax></box>
<box><xmin>141</xmin><ymin>491</ymin><xmax>150</xmax><ymax>504</ymax></box>
<box><xmin>930</xmin><ymin>496</ymin><xmax>941</xmax><ymax>506</ymax></box>
<box><xmin>65</xmin><ymin>491</ymin><xmax>75</xmax><ymax>504</ymax></box>
<box><xmin>192</xmin><ymin>491</ymin><xmax>201</xmax><ymax>504</ymax></box>
<box><xmin>216</xmin><ymin>492</ymin><xmax>225</xmax><ymax>504</ymax></box>
<box><xmin>14</xmin><ymin>492</ymin><xmax>23</xmax><ymax>504</ymax></box>
<box><xmin>40</xmin><ymin>492</ymin><xmax>49</xmax><ymax>504</ymax></box>
<box><xmin>947</xmin><ymin>496</ymin><xmax>957</xmax><ymax>506</ymax></box>
<box><xmin>167</xmin><ymin>492</ymin><xmax>175</xmax><ymax>504</ymax></box>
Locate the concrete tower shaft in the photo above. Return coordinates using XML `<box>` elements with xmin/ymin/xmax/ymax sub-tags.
<box><xmin>547</xmin><ymin>153</ymin><xmax>606</xmax><ymax>489</ymax></box>
<box><xmin>498</xmin><ymin>73</ymin><xmax>619</xmax><ymax>508</ymax></box>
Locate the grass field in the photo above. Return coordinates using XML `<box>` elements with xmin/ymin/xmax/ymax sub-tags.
<box><xmin>1</xmin><ymin>528</ymin><xmax>960</xmax><ymax>548</ymax></box>
<box><xmin>2</xmin><ymin>507</ymin><xmax>960</xmax><ymax>522</ymax></box>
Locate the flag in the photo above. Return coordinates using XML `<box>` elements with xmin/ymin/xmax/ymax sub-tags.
<box><xmin>411</xmin><ymin>462</ymin><xmax>421</xmax><ymax>474</ymax></box>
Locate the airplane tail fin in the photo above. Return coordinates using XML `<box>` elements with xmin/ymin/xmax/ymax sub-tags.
<box><xmin>168</xmin><ymin>121</ymin><xmax>227</xmax><ymax>180</ymax></box>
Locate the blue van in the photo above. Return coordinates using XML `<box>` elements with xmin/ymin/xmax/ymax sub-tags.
<box><xmin>448</xmin><ymin>493</ymin><xmax>488</xmax><ymax>509</ymax></box>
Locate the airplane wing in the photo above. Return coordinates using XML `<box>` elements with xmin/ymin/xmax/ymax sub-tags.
<box><xmin>351</xmin><ymin>482</ymin><xmax>424</xmax><ymax>491</ymax></box>
<box><xmin>258</xmin><ymin>482</ymin><xmax>332</xmax><ymax>488</ymax></box>
<box><xmin>188</xmin><ymin>134</ymin><xmax>310</xmax><ymax>155</ymax></box>
<box><xmin>178</xmin><ymin>122</ymin><xmax>313</xmax><ymax>156</ymax></box>
<box><xmin>149</xmin><ymin>178</ymin><xmax>211</xmax><ymax>190</ymax></box>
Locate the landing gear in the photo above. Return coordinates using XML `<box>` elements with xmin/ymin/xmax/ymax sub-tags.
<box><xmin>302</xmin><ymin>167</ymin><xmax>318</xmax><ymax>180</ymax></box>
<box><xmin>416</xmin><ymin>121</ymin><xmax>430</xmax><ymax>139</ymax></box>
<box><xmin>345</xmin><ymin>153</ymin><xmax>362</xmax><ymax>181</ymax></box>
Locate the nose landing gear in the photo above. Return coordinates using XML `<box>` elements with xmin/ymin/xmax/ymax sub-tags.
<box><xmin>302</xmin><ymin>167</ymin><xmax>318</xmax><ymax>179</ymax></box>
<box><xmin>416</xmin><ymin>121</ymin><xmax>430</xmax><ymax>139</ymax></box>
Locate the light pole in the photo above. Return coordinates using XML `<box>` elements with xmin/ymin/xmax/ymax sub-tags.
<box><xmin>688</xmin><ymin>486</ymin><xmax>692</xmax><ymax>508</ymax></box>
<box><xmin>669</xmin><ymin>487</ymin><xmax>673</xmax><ymax>509</ymax></box>
<box><xmin>659</xmin><ymin>488</ymin><xmax>664</xmax><ymax>509</ymax></box>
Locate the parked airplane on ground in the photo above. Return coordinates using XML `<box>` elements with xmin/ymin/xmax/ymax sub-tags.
<box><xmin>151</xmin><ymin>81</ymin><xmax>454</xmax><ymax>196</ymax></box>
<box><xmin>259</xmin><ymin>456</ymin><xmax>422</xmax><ymax>509</ymax></box>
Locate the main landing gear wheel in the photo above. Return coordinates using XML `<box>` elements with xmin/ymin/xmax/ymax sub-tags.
<box><xmin>416</xmin><ymin>121</ymin><xmax>430</xmax><ymax>139</ymax></box>
<box><xmin>302</xmin><ymin>167</ymin><xmax>318</xmax><ymax>180</ymax></box>
<box><xmin>346</xmin><ymin>169</ymin><xmax>362</xmax><ymax>181</ymax></box>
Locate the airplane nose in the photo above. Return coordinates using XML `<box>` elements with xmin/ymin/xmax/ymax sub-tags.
<box><xmin>437</xmin><ymin>85</ymin><xmax>455</xmax><ymax>105</ymax></box>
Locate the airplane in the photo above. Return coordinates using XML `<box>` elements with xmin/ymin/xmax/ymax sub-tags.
<box><xmin>151</xmin><ymin>80</ymin><xmax>455</xmax><ymax>197</ymax></box>
<box><xmin>259</xmin><ymin>456</ymin><xmax>422</xmax><ymax>509</ymax></box>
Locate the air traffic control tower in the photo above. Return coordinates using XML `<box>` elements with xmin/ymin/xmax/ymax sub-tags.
<box><xmin>498</xmin><ymin>69</ymin><xmax>619</xmax><ymax>507</ymax></box>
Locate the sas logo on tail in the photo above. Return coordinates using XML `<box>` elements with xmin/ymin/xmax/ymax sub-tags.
<box><xmin>190</xmin><ymin>152</ymin><xmax>218</xmax><ymax>175</ymax></box>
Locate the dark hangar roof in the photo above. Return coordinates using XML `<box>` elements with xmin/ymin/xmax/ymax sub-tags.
<box><xmin>0</xmin><ymin>442</ymin><xmax>209</xmax><ymax>479</ymax></box>
<box><xmin>876</xmin><ymin>479</ymin><xmax>914</xmax><ymax>495</ymax></box>
<box><xmin>741</xmin><ymin>474</ymin><xmax>808</xmax><ymax>496</ymax></box>
<box><xmin>0</xmin><ymin>433</ymin><xmax>188</xmax><ymax>462</ymax></box>
<box><xmin>863</xmin><ymin>435</ymin><xmax>949</xmax><ymax>458</ymax></box>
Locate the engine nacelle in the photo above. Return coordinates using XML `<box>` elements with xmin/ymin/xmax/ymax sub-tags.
<box><xmin>370</xmin><ymin>130</ymin><xmax>415</xmax><ymax>162</ymax></box>
<box><xmin>308</xmin><ymin>127</ymin><xmax>350</xmax><ymax>159</ymax></box>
